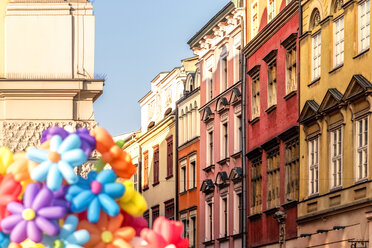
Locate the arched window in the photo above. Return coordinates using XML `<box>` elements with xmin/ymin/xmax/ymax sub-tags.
<box><xmin>310</xmin><ymin>9</ymin><xmax>321</xmax><ymax>29</ymax></box>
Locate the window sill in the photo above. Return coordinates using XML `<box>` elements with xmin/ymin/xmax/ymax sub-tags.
<box><xmin>353</xmin><ymin>48</ymin><xmax>369</xmax><ymax>59</ymax></box>
<box><xmin>284</xmin><ymin>90</ymin><xmax>296</xmax><ymax>101</ymax></box>
<box><xmin>217</xmin><ymin>157</ymin><xmax>230</xmax><ymax>166</ymax></box>
<box><xmin>308</xmin><ymin>77</ymin><xmax>320</xmax><ymax>87</ymax></box>
<box><xmin>282</xmin><ymin>200</ymin><xmax>298</xmax><ymax>210</ymax></box>
<box><xmin>231</xmin><ymin>150</ymin><xmax>242</xmax><ymax>159</ymax></box>
<box><xmin>203</xmin><ymin>164</ymin><xmax>215</xmax><ymax>173</ymax></box>
<box><xmin>202</xmin><ymin>240</ymin><xmax>215</xmax><ymax>246</ymax></box>
<box><xmin>165</xmin><ymin>174</ymin><xmax>173</xmax><ymax>180</ymax></box>
<box><xmin>329</xmin><ymin>63</ymin><xmax>344</xmax><ymax>74</ymax></box>
<box><xmin>265</xmin><ymin>104</ymin><xmax>277</xmax><ymax>114</ymax></box>
<box><xmin>143</xmin><ymin>186</ymin><xmax>149</xmax><ymax>192</ymax></box>
<box><xmin>217</xmin><ymin>236</ymin><xmax>230</xmax><ymax>242</ymax></box>
<box><xmin>179</xmin><ymin>191</ymin><xmax>187</xmax><ymax>196</ymax></box>
<box><xmin>152</xmin><ymin>181</ymin><xmax>160</xmax><ymax>187</ymax></box>
<box><xmin>330</xmin><ymin>186</ymin><xmax>343</xmax><ymax>193</ymax></box>
<box><xmin>307</xmin><ymin>193</ymin><xmax>319</xmax><ymax>199</ymax></box>
<box><xmin>232</xmin><ymin>233</ymin><xmax>243</xmax><ymax>239</ymax></box>
<box><xmin>249</xmin><ymin>116</ymin><xmax>260</xmax><ymax>125</ymax></box>
<box><xmin>355</xmin><ymin>178</ymin><xmax>368</xmax><ymax>185</ymax></box>
<box><xmin>263</xmin><ymin>207</ymin><xmax>279</xmax><ymax>215</ymax></box>
<box><xmin>248</xmin><ymin>213</ymin><xmax>262</xmax><ymax>220</ymax></box>
<box><xmin>188</xmin><ymin>187</ymin><xmax>197</xmax><ymax>193</ymax></box>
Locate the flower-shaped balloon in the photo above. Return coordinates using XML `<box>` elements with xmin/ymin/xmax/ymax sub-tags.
<box><xmin>0</xmin><ymin>232</ymin><xmax>9</xmax><ymax>248</ymax></box>
<box><xmin>9</xmin><ymin>239</ymin><xmax>45</xmax><ymax>248</ymax></box>
<box><xmin>27</xmin><ymin>134</ymin><xmax>87</xmax><ymax>191</ymax></box>
<box><xmin>43</xmin><ymin>215</ymin><xmax>90</xmax><ymax>248</ymax></box>
<box><xmin>121</xmin><ymin>211</ymin><xmax>147</xmax><ymax>236</ymax></box>
<box><xmin>78</xmin><ymin>212</ymin><xmax>135</xmax><ymax>248</ymax></box>
<box><xmin>1</xmin><ymin>183</ymin><xmax>67</xmax><ymax>243</ymax></box>
<box><xmin>119</xmin><ymin>180</ymin><xmax>147</xmax><ymax>217</ymax></box>
<box><xmin>0</xmin><ymin>147</ymin><xmax>14</xmax><ymax>175</ymax></box>
<box><xmin>90</xmin><ymin>127</ymin><xmax>136</xmax><ymax>179</ymax></box>
<box><xmin>66</xmin><ymin>170</ymin><xmax>125</xmax><ymax>223</ymax></box>
<box><xmin>140</xmin><ymin>217</ymin><xmax>189</xmax><ymax>248</ymax></box>
<box><xmin>40</xmin><ymin>127</ymin><xmax>69</xmax><ymax>144</ymax></box>
<box><xmin>7</xmin><ymin>152</ymin><xmax>38</xmax><ymax>183</ymax></box>
<box><xmin>0</xmin><ymin>174</ymin><xmax>22</xmax><ymax>230</ymax></box>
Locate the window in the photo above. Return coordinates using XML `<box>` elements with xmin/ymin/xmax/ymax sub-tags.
<box><xmin>180</xmin><ymin>162</ymin><xmax>186</xmax><ymax>192</ymax></box>
<box><xmin>285</xmin><ymin>138</ymin><xmax>299</xmax><ymax>202</ymax></box>
<box><xmin>286</xmin><ymin>45</ymin><xmax>297</xmax><ymax>94</ymax></box>
<box><xmin>133</xmin><ymin>172</ymin><xmax>138</xmax><ymax>191</ymax></box>
<box><xmin>221</xmin><ymin>55</ymin><xmax>228</xmax><ymax>91</ymax></box>
<box><xmin>267</xmin><ymin>61</ymin><xmax>277</xmax><ymax>107</ymax></box>
<box><xmin>356</xmin><ymin>117</ymin><xmax>368</xmax><ymax>180</ymax></box>
<box><xmin>222</xmin><ymin>122</ymin><xmax>228</xmax><ymax>158</ymax></box>
<box><xmin>333</xmin><ymin>16</ymin><xmax>344</xmax><ymax>67</ymax></box>
<box><xmin>206</xmin><ymin>201</ymin><xmax>213</xmax><ymax>241</ymax></box>
<box><xmin>235</xmin><ymin>114</ymin><xmax>242</xmax><ymax>152</ymax></box>
<box><xmin>308</xmin><ymin>137</ymin><xmax>319</xmax><ymax>195</ymax></box>
<box><xmin>233</xmin><ymin>37</ymin><xmax>241</xmax><ymax>83</ymax></box>
<box><xmin>165</xmin><ymin>199</ymin><xmax>175</xmax><ymax>220</ymax></box>
<box><xmin>233</xmin><ymin>190</ymin><xmax>243</xmax><ymax>234</ymax></box>
<box><xmin>208</xmin><ymin>130</ymin><xmax>214</xmax><ymax>166</ymax></box>
<box><xmin>143</xmin><ymin>210</ymin><xmax>150</xmax><ymax>228</ymax></box>
<box><xmin>251</xmin><ymin>0</ymin><xmax>259</xmax><ymax>38</ymax></box>
<box><xmin>312</xmin><ymin>32</ymin><xmax>321</xmax><ymax>80</ymax></box>
<box><xmin>251</xmin><ymin>74</ymin><xmax>260</xmax><ymax>119</ymax></box>
<box><xmin>153</xmin><ymin>146</ymin><xmax>159</xmax><ymax>185</ymax></box>
<box><xmin>167</xmin><ymin>136</ymin><xmax>173</xmax><ymax>178</ymax></box>
<box><xmin>190</xmin><ymin>159</ymin><xmax>196</xmax><ymax>189</ymax></box>
<box><xmin>190</xmin><ymin>216</ymin><xmax>196</xmax><ymax>248</ymax></box>
<box><xmin>330</xmin><ymin>128</ymin><xmax>342</xmax><ymax>188</ymax></box>
<box><xmin>251</xmin><ymin>157</ymin><xmax>262</xmax><ymax>214</ymax></box>
<box><xmin>152</xmin><ymin>206</ymin><xmax>159</xmax><ymax>227</ymax></box>
<box><xmin>220</xmin><ymin>197</ymin><xmax>228</xmax><ymax>237</ymax></box>
<box><xmin>207</xmin><ymin>68</ymin><xmax>213</xmax><ymax>101</ymax></box>
<box><xmin>359</xmin><ymin>0</ymin><xmax>370</xmax><ymax>52</ymax></box>
<box><xmin>268</xmin><ymin>0</ymin><xmax>276</xmax><ymax>22</ymax></box>
<box><xmin>267</xmin><ymin>149</ymin><xmax>280</xmax><ymax>209</ymax></box>
<box><xmin>143</xmin><ymin>151</ymin><xmax>149</xmax><ymax>189</ymax></box>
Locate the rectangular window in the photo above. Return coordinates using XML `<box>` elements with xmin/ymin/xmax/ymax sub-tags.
<box><xmin>222</xmin><ymin>122</ymin><xmax>228</xmax><ymax>158</ymax></box>
<box><xmin>330</xmin><ymin>128</ymin><xmax>342</xmax><ymax>188</ymax></box>
<box><xmin>359</xmin><ymin>0</ymin><xmax>370</xmax><ymax>52</ymax></box>
<box><xmin>267</xmin><ymin>61</ymin><xmax>277</xmax><ymax>107</ymax></box>
<box><xmin>252</xmin><ymin>74</ymin><xmax>260</xmax><ymax>119</ymax></box>
<box><xmin>190</xmin><ymin>216</ymin><xmax>196</xmax><ymax>248</ymax></box>
<box><xmin>143</xmin><ymin>151</ymin><xmax>149</xmax><ymax>189</ymax></box>
<box><xmin>356</xmin><ymin>117</ymin><xmax>368</xmax><ymax>180</ymax></box>
<box><xmin>221</xmin><ymin>56</ymin><xmax>228</xmax><ymax>91</ymax></box>
<box><xmin>268</xmin><ymin>0</ymin><xmax>276</xmax><ymax>22</ymax></box>
<box><xmin>143</xmin><ymin>210</ymin><xmax>150</xmax><ymax>228</ymax></box>
<box><xmin>308</xmin><ymin>137</ymin><xmax>319</xmax><ymax>195</ymax></box>
<box><xmin>333</xmin><ymin>16</ymin><xmax>344</xmax><ymax>67</ymax></box>
<box><xmin>251</xmin><ymin>157</ymin><xmax>262</xmax><ymax>214</ymax></box>
<box><xmin>286</xmin><ymin>45</ymin><xmax>297</xmax><ymax>94</ymax></box>
<box><xmin>267</xmin><ymin>149</ymin><xmax>280</xmax><ymax>209</ymax></box>
<box><xmin>235</xmin><ymin>115</ymin><xmax>242</xmax><ymax>152</ymax></box>
<box><xmin>206</xmin><ymin>201</ymin><xmax>213</xmax><ymax>241</ymax></box>
<box><xmin>285</xmin><ymin>138</ymin><xmax>299</xmax><ymax>202</ymax></box>
<box><xmin>153</xmin><ymin>146</ymin><xmax>159</xmax><ymax>185</ymax></box>
<box><xmin>220</xmin><ymin>197</ymin><xmax>228</xmax><ymax>237</ymax></box>
<box><xmin>233</xmin><ymin>44</ymin><xmax>241</xmax><ymax>83</ymax></box>
<box><xmin>167</xmin><ymin>136</ymin><xmax>173</xmax><ymax>178</ymax></box>
<box><xmin>180</xmin><ymin>162</ymin><xmax>186</xmax><ymax>192</ymax></box>
<box><xmin>151</xmin><ymin>206</ymin><xmax>159</xmax><ymax>227</ymax></box>
<box><xmin>133</xmin><ymin>172</ymin><xmax>138</xmax><ymax>191</ymax></box>
<box><xmin>208</xmin><ymin>131</ymin><xmax>214</xmax><ymax>166</ymax></box>
<box><xmin>312</xmin><ymin>32</ymin><xmax>321</xmax><ymax>80</ymax></box>
<box><xmin>251</xmin><ymin>0</ymin><xmax>259</xmax><ymax>38</ymax></box>
<box><xmin>190</xmin><ymin>160</ymin><xmax>196</xmax><ymax>189</ymax></box>
<box><xmin>233</xmin><ymin>191</ymin><xmax>243</xmax><ymax>234</ymax></box>
<box><xmin>165</xmin><ymin>199</ymin><xmax>174</xmax><ymax>220</ymax></box>
<box><xmin>207</xmin><ymin>68</ymin><xmax>213</xmax><ymax>101</ymax></box>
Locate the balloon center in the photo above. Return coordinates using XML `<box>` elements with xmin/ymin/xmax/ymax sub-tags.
<box><xmin>53</xmin><ymin>240</ymin><xmax>64</xmax><ymax>248</ymax></box>
<box><xmin>48</xmin><ymin>152</ymin><xmax>61</xmax><ymax>163</ymax></box>
<box><xmin>101</xmin><ymin>231</ymin><xmax>113</xmax><ymax>243</ymax></box>
<box><xmin>91</xmin><ymin>180</ymin><xmax>102</xmax><ymax>194</ymax></box>
<box><xmin>22</xmin><ymin>208</ymin><xmax>36</xmax><ymax>221</ymax></box>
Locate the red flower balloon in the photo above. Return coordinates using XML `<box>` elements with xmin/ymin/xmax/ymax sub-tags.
<box><xmin>140</xmin><ymin>217</ymin><xmax>189</xmax><ymax>248</ymax></box>
<box><xmin>0</xmin><ymin>174</ymin><xmax>22</xmax><ymax>231</ymax></box>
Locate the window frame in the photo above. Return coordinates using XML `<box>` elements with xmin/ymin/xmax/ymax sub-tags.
<box><xmin>312</xmin><ymin>31</ymin><xmax>321</xmax><ymax>81</ymax></box>
<box><xmin>267</xmin><ymin>59</ymin><xmax>277</xmax><ymax>108</ymax></box>
<box><xmin>251</xmin><ymin>73</ymin><xmax>260</xmax><ymax>119</ymax></box>
<box><xmin>220</xmin><ymin>49</ymin><xmax>228</xmax><ymax>92</ymax></box>
<box><xmin>189</xmin><ymin>156</ymin><xmax>197</xmax><ymax>189</ymax></box>
<box><xmin>180</xmin><ymin>160</ymin><xmax>187</xmax><ymax>193</ymax></box>
<box><xmin>251</xmin><ymin>0</ymin><xmax>259</xmax><ymax>39</ymax></box>
<box><xmin>208</xmin><ymin>130</ymin><xmax>214</xmax><ymax>166</ymax></box>
<box><xmin>166</xmin><ymin>136</ymin><xmax>174</xmax><ymax>178</ymax></box>
<box><xmin>153</xmin><ymin>145</ymin><xmax>159</xmax><ymax>185</ymax></box>
<box><xmin>268</xmin><ymin>0</ymin><xmax>276</xmax><ymax>22</ymax></box>
<box><xmin>329</xmin><ymin>126</ymin><xmax>343</xmax><ymax>189</ymax></box>
<box><xmin>358</xmin><ymin>0</ymin><xmax>371</xmax><ymax>53</ymax></box>
<box><xmin>333</xmin><ymin>15</ymin><xmax>344</xmax><ymax>68</ymax></box>
<box><xmin>355</xmin><ymin>115</ymin><xmax>369</xmax><ymax>181</ymax></box>
<box><xmin>308</xmin><ymin>136</ymin><xmax>320</xmax><ymax>195</ymax></box>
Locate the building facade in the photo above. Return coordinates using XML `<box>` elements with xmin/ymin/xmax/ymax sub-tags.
<box><xmin>0</xmin><ymin>0</ymin><xmax>103</xmax><ymax>152</ymax></box>
<box><xmin>188</xmin><ymin>3</ymin><xmax>245</xmax><ymax>247</ymax></box>
<box><xmin>297</xmin><ymin>0</ymin><xmax>372</xmax><ymax>246</ymax></box>
<box><xmin>177</xmin><ymin>58</ymin><xmax>200</xmax><ymax>248</ymax></box>
<box><xmin>137</xmin><ymin>64</ymin><xmax>190</xmax><ymax>227</ymax></box>
<box><xmin>242</xmin><ymin>0</ymin><xmax>299</xmax><ymax>246</ymax></box>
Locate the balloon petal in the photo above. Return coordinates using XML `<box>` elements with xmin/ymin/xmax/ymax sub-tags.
<box><xmin>60</xmin><ymin>215</ymin><xmax>78</xmax><ymax>239</ymax></box>
<box><xmin>107</xmin><ymin>214</ymin><xmax>123</xmax><ymax>232</ymax></box>
<box><xmin>65</xmin><ymin>229</ymin><xmax>90</xmax><ymax>245</ymax></box>
<box><xmin>103</xmin><ymin>183</ymin><xmax>125</xmax><ymax>198</ymax></box>
<box><xmin>7</xmin><ymin>202</ymin><xmax>25</xmax><ymax>214</ymax></box>
<box><xmin>49</xmin><ymin>135</ymin><xmax>63</xmax><ymax>153</ymax></box>
<box><xmin>46</xmin><ymin>164</ymin><xmax>62</xmax><ymax>191</ymax></box>
<box><xmin>57</xmin><ymin>161</ymin><xmax>78</xmax><ymax>184</ymax></box>
<box><xmin>27</xmin><ymin>221</ymin><xmax>42</xmax><ymax>243</ymax></box>
<box><xmin>35</xmin><ymin>216</ymin><xmax>59</xmax><ymax>236</ymax></box>
<box><xmin>87</xmin><ymin>197</ymin><xmax>100</xmax><ymax>223</ymax></box>
<box><xmin>32</xmin><ymin>187</ymin><xmax>53</xmax><ymax>211</ymax></box>
<box><xmin>114</xmin><ymin>227</ymin><xmax>135</xmax><ymax>242</ymax></box>
<box><xmin>71</xmin><ymin>191</ymin><xmax>95</xmax><ymax>213</ymax></box>
<box><xmin>31</xmin><ymin>161</ymin><xmax>52</xmax><ymax>182</ymax></box>
<box><xmin>96</xmin><ymin>170</ymin><xmax>116</xmax><ymax>184</ymax></box>
<box><xmin>26</xmin><ymin>149</ymin><xmax>48</xmax><ymax>164</ymax></box>
<box><xmin>61</xmin><ymin>150</ymin><xmax>87</xmax><ymax>167</ymax></box>
<box><xmin>37</xmin><ymin>206</ymin><xmax>66</xmax><ymax>219</ymax></box>
<box><xmin>1</xmin><ymin>214</ymin><xmax>23</xmax><ymax>233</ymax></box>
<box><xmin>98</xmin><ymin>194</ymin><xmax>119</xmax><ymax>217</ymax></box>
<box><xmin>66</xmin><ymin>185</ymin><xmax>85</xmax><ymax>202</ymax></box>
<box><xmin>10</xmin><ymin>221</ymin><xmax>27</xmax><ymax>243</ymax></box>
<box><xmin>24</xmin><ymin>183</ymin><xmax>41</xmax><ymax>208</ymax></box>
<box><xmin>58</xmin><ymin>134</ymin><xmax>81</xmax><ymax>154</ymax></box>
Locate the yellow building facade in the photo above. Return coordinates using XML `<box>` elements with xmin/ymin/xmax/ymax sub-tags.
<box><xmin>298</xmin><ymin>0</ymin><xmax>372</xmax><ymax>246</ymax></box>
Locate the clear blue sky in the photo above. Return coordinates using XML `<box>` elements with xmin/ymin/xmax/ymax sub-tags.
<box><xmin>93</xmin><ymin>0</ymin><xmax>230</xmax><ymax>136</ymax></box>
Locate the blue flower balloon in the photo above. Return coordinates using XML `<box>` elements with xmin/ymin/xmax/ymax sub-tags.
<box><xmin>27</xmin><ymin>134</ymin><xmax>88</xmax><ymax>191</ymax></box>
<box><xmin>0</xmin><ymin>232</ymin><xmax>9</xmax><ymax>248</ymax></box>
<box><xmin>43</xmin><ymin>215</ymin><xmax>90</xmax><ymax>248</ymax></box>
<box><xmin>66</xmin><ymin>170</ymin><xmax>125</xmax><ymax>223</ymax></box>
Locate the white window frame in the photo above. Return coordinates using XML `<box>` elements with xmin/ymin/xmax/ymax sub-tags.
<box><xmin>285</xmin><ymin>45</ymin><xmax>297</xmax><ymax>94</ymax></box>
<box><xmin>180</xmin><ymin>213</ymin><xmax>188</xmax><ymax>238</ymax></box>
<box><xmin>221</xmin><ymin>120</ymin><xmax>229</xmax><ymax>159</ymax></box>
<box><xmin>359</xmin><ymin>0</ymin><xmax>370</xmax><ymax>52</ymax></box>
<box><xmin>312</xmin><ymin>32</ymin><xmax>321</xmax><ymax>80</ymax></box>
<box><xmin>220</xmin><ymin>47</ymin><xmax>228</xmax><ymax>92</ymax></box>
<box><xmin>251</xmin><ymin>0</ymin><xmax>259</xmax><ymax>39</ymax></box>
<box><xmin>308</xmin><ymin>136</ymin><xmax>319</xmax><ymax>195</ymax></box>
<box><xmin>333</xmin><ymin>16</ymin><xmax>344</xmax><ymax>68</ymax></box>
<box><xmin>233</xmin><ymin>183</ymin><xmax>242</xmax><ymax>235</ymax></box>
<box><xmin>189</xmin><ymin>210</ymin><xmax>197</xmax><ymax>248</ymax></box>
<box><xmin>205</xmin><ymin>196</ymin><xmax>214</xmax><ymax>241</ymax></box>
<box><xmin>234</xmin><ymin>112</ymin><xmax>242</xmax><ymax>153</ymax></box>
<box><xmin>180</xmin><ymin>160</ymin><xmax>187</xmax><ymax>192</ymax></box>
<box><xmin>268</xmin><ymin>0</ymin><xmax>276</xmax><ymax>22</ymax></box>
<box><xmin>207</xmin><ymin>129</ymin><xmax>214</xmax><ymax>166</ymax></box>
<box><xmin>330</xmin><ymin>127</ymin><xmax>342</xmax><ymax>188</ymax></box>
<box><xmin>189</xmin><ymin>155</ymin><xmax>197</xmax><ymax>189</ymax></box>
<box><xmin>233</xmin><ymin>35</ymin><xmax>241</xmax><ymax>84</ymax></box>
<box><xmin>355</xmin><ymin>116</ymin><xmax>369</xmax><ymax>181</ymax></box>
<box><xmin>219</xmin><ymin>192</ymin><xmax>229</xmax><ymax>238</ymax></box>
<box><xmin>251</xmin><ymin>74</ymin><xmax>260</xmax><ymax>119</ymax></box>
<box><xmin>267</xmin><ymin>60</ymin><xmax>277</xmax><ymax>107</ymax></box>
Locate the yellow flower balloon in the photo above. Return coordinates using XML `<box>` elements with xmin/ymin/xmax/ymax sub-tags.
<box><xmin>8</xmin><ymin>240</ymin><xmax>45</xmax><ymax>248</ymax></box>
<box><xmin>0</xmin><ymin>146</ymin><xmax>14</xmax><ymax>175</ymax></box>
<box><xmin>119</xmin><ymin>180</ymin><xmax>147</xmax><ymax>217</ymax></box>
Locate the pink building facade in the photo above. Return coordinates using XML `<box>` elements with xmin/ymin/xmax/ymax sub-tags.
<box><xmin>188</xmin><ymin>3</ymin><xmax>245</xmax><ymax>248</ymax></box>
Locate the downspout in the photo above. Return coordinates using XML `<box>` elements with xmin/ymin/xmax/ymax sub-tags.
<box><xmin>240</xmin><ymin>15</ymin><xmax>248</xmax><ymax>248</ymax></box>
<box><xmin>175</xmin><ymin>109</ymin><xmax>179</xmax><ymax>221</ymax></box>
<box><xmin>139</xmin><ymin>144</ymin><xmax>142</xmax><ymax>194</ymax></box>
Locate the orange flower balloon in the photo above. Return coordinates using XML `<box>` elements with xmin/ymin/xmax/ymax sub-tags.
<box><xmin>90</xmin><ymin>127</ymin><xmax>136</xmax><ymax>179</ymax></box>
<box><xmin>78</xmin><ymin>212</ymin><xmax>136</xmax><ymax>248</ymax></box>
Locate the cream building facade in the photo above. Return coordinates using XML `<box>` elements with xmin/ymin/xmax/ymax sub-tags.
<box><xmin>0</xmin><ymin>0</ymin><xmax>103</xmax><ymax>151</ymax></box>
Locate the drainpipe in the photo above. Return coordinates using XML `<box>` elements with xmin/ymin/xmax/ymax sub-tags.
<box><xmin>240</xmin><ymin>15</ymin><xmax>248</xmax><ymax>248</ymax></box>
<box><xmin>175</xmin><ymin>109</ymin><xmax>179</xmax><ymax>221</ymax></box>
<box><xmin>139</xmin><ymin>144</ymin><xmax>142</xmax><ymax>194</ymax></box>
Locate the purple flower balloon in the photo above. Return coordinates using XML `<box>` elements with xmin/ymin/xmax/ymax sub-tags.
<box><xmin>1</xmin><ymin>183</ymin><xmax>67</xmax><ymax>243</ymax></box>
<box><xmin>41</xmin><ymin>127</ymin><xmax>96</xmax><ymax>157</ymax></box>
